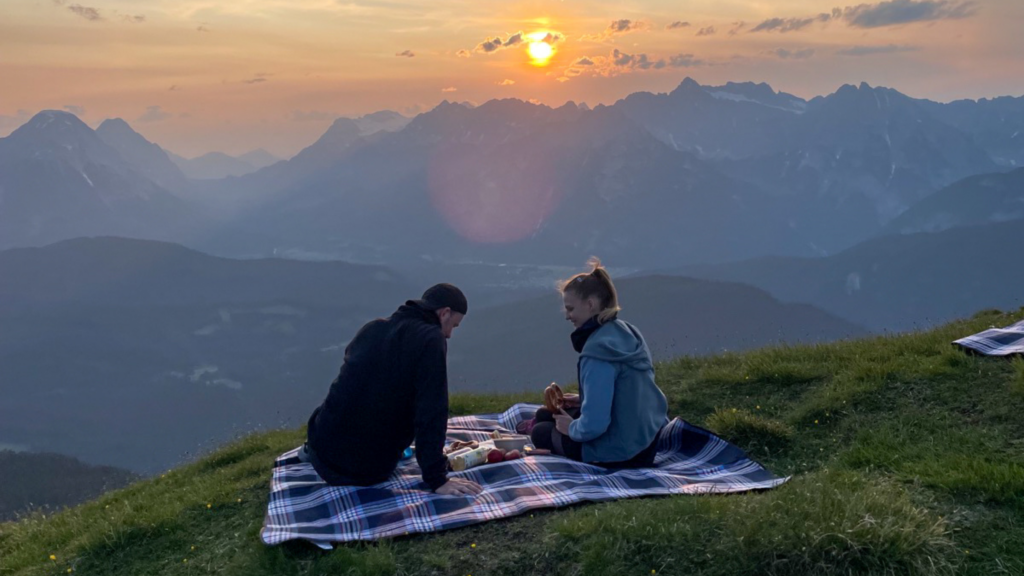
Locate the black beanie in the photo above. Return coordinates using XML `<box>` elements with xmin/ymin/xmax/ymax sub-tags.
<box><xmin>419</xmin><ymin>283</ymin><xmax>468</xmax><ymax>315</ymax></box>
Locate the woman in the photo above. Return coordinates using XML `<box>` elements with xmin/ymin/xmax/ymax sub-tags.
<box><xmin>528</xmin><ymin>258</ymin><xmax>668</xmax><ymax>468</ymax></box>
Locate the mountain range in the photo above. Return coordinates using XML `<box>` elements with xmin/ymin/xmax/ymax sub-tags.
<box><xmin>167</xmin><ymin>149</ymin><xmax>281</xmax><ymax>180</ymax></box>
<box><xmin>3</xmin><ymin>79</ymin><xmax>1021</xmax><ymax>265</ymax></box>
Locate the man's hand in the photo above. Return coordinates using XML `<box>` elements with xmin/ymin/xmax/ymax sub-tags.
<box><xmin>562</xmin><ymin>393</ymin><xmax>581</xmax><ymax>409</ymax></box>
<box><xmin>434</xmin><ymin>477</ymin><xmax>483</xmax><ymax>496</ymax></box>
<box><xmin>554</xmin><ymin>408</ymin><xmax>574</xmax><ymax>436</ymax></box>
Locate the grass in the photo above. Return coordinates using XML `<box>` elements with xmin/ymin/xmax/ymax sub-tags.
<box><xmin>2</xmin><ymin>308</ymin><xmax>1023</xmax><ymax>575</ymax></box>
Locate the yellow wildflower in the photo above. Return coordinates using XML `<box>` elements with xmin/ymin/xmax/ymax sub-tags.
<box><xmin>470</xmin><ymin>543</ymin><xmax>477</xmax><ymax>548</ymax></box>
<box><xmin>206</xmin><ymin>503</ymin><xmax>212</xmax><ymax>509</ymax></box>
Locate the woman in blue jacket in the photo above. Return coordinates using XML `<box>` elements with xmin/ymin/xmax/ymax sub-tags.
<box><xmin>528</xmin><ymin>258</ymin><xmax>669</xmax><ymax>467</ymax></box>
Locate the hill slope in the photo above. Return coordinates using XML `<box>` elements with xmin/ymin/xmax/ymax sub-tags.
<box><xmin>2</xmin><ymin>308</ymin><xmax>1022</xmax><ymax>575</ymax></box>
<box><xmin>0</xmin><ymin>452</ymin><xmax>138</xmax><ymax>522</ymax></box>
<box><xmin>449</xmin><ymin>275</ymin><xmax>866</xmax><ymax>392</ymax></box>
<box><xmin>884</xmin><ymin>167</ymin><xmax>1024</xmax><ymax>234</ymax></box>
<box><xmin>668</xmin><ymin>219</ymin><xmax>1024</xmax><ymax>332</ymax></box>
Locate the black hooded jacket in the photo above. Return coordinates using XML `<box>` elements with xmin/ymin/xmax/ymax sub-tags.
<box><xmin>306</xmin><ymin>301</ymin><xmax>449</xmax><ymax>490</ymax></box>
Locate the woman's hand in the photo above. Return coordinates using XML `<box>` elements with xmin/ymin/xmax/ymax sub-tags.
<box><xmin>554</xmin><ymin>409</ymin><xmax>574</xmax><ymax>436</ymax></box>
<box><xmin>435</xmin><ymin>477</ymin><xmax>483</xmax><ymax>496</ymax></box>
<box><xmin>562</xmin><ymin>393</ymin><xmax>581</xmax><ymax>409</ymax></box>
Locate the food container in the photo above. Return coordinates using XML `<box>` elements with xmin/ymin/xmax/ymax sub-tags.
<box><xmin>493</xmin><ymin>435</ymin><xmax>530</xmax><ymax>452</ymax></box>
<box><xmin>448</xmin><ymin>446</ymin><xmax>491</xmax><ymax>471</ymax></box>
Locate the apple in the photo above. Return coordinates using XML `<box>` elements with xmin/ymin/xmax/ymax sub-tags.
<box><xmin>504</xmin><ymin>449</ymin><xmax>521</xmax><ymax>460</ymax></box>
<box><xmin>486</xmin><ymin>449</ymin><xmax>505</xmax><ymax>464</ymax></box>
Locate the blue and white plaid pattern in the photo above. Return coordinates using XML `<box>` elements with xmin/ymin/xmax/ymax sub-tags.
<box><xmin>261</xmin><ymin>403</ymin><xmax>788</xmax><ymax>546</ymax></box>
<box><xmin>954</xmin><ymin>319</ymin><xmax>1024</xmax><ymax>356</ymax></box>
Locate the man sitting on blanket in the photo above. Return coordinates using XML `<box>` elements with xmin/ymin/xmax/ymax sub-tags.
<box><xmin>300</xmin><ymin>284</ymin><xmax>483</xmax><ymax>497</ymax></box>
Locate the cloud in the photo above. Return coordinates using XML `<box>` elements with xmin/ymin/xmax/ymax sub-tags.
<box><xmin>137</xmin><ymin>105</ymin><xmax>171</xmax><ymax>123</ymax></box>
<box><xmin>668</xmin><ymin>53</ymin><xmax>706</xmax><ymax>67</ymax></box>
<box><xmin>768</xmin><ymin>48</ymin><xmax>816</xmax><ymax>59</ymax></box>
<box><xmin>564</xmin><ymin>49</ymin><xmax>707</xmax><ymax>80</ymax></box>
<box><xmin>196</xmin><ymin>25</ymin><xmax>209</xmax><ymax>32</ymax></box>
<box><xmin>62</xmin><ymin>105</ymin><xmax>85</xmax><ymax>116</ymax></box>
<box><xmin>613</xmin><ymin>49</ymin><xmax>674</xmax><ymax>70</ymax></box>
<box><xmin>842</xmin><ymin>0</ymin><xmax>978</xmax><ymax>28</ymax></box>
<box><xmin>168</xmin><ymin>85</ymin><xmax>178</xmax><ymax>91</ymax></box>
<box><xmin>242</xmin><ymin>72</ymin><xmax>271</xmax><ymax>84</ymax></box>
<box><xmin>66</xmin><ymin>4</ymin><xmax>103</xmax><ymax>21</ymax></box>
<box><xmin>396</xmin><ymin>49</ymin><xmax>415</xmax><ymax>58</ymax></box>
<box><xmin>536</xmin><ymin>32</ymin><xmax>565</xmax><ymax>45</ymax></box>
<box><xmin>666</xmin><ymin>21</ymin><xmax>690</xmax><ymax>29</ymax></box>
<box><xmin>441</xmin><ymin>87</ymin><xmax>457</xmax><ymax>92</ymax></box>
<box><xmin>472</xmin><ymin>30</ymin><xmax>562</xmax><ymax>54</ymax></box>
<box><xmin>290</xmin><ymin>110</ymin><xmax>340</xmax><ymax>122</ymax></box>
<box><xmin>728</xmin><ymin>22</ymin><xmax>747</xmax><ymax>35</ymax></box>
<box><xmin>583</xmin><ymin>19</ymin><xmax>648</xmax><ymax>40</ymax></box>
<box><xmin>475</xmin><ymin>31</ymin><xmax>525</xmax><ymax>53</ymax></box>
<box><xmin>836</xmin><ymin>43</ymin><xmax>919</xmax><ymax>55</ymax></box>
<box><xmin>497</xmin><ymin>79</ymin><xmax>515</xmax><ymax>86</ymax></box>
<box><xmin>696</xmin><ymin>26</ymin><xmax>716</xmax><ymax>36</ymax></box>
<box><xmin>122</xmin><ymin>14</ymin><xmax>145</xmax><ymax>23</ymax></box>
<box><xmin>456</xmin><ymin>49</ymin><xmax>470</xmax><ymax>57</ymax></box>
<box><xmin>749</xmin><ymin>1</ymin><xmax>978</xmax><ymax>35</ymax></box>
<box><xmin>750</xmin><ymin>15</ymin><xmax>829</xmax><ymax>33</ymax></box>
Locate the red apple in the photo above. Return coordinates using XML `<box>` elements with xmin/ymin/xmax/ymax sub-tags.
<box><xmin>486</xmin><ymin>449</ymin><xmax>505</xmax><ymax>464</ymax></box>
<box><xmin>504</xmin><ymin>449</ymin><xmax>521</xmax><ymax>460</ymax></box>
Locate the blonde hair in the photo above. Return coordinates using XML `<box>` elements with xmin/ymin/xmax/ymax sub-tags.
<box><xmin>558</xmin><ymin>257</ymin><xmax>621</xmax><ymax>324</ymax></box>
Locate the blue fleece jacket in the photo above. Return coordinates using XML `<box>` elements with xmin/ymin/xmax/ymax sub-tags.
<box><xmin>568</xmin><ymin>319</ymin><xmax>669</xmax><ymax>463</ymax></box>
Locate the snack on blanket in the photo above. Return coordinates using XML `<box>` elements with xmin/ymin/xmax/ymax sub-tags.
<box><xmin>444</xmin><ymin>440</ymin><xmax>479</xmax><ymax>455</ymax></box>
<box><xmin>449</xmin><ymin>446</ymin><xmax>490</xmax><ymax>471</ymax></box>
<box><xmin>544</xmin><ymin>382</ymin><xmax>564</xmax><ymax>412</ymax></box>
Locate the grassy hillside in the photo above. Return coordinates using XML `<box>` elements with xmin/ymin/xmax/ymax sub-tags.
<box><xmin>2</xmin><ymin>308</ymin><xmax>1023</xmax><ymax>576</ymax></box>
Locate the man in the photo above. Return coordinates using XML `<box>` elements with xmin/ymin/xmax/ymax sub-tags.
<box><xmin>301</xmin><ymin>283</ymin><xmax>482</xmax><ymax>496</ymax></box>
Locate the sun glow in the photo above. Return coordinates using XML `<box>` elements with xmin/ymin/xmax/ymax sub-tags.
<box><xmin>526</xmin><ymin>31</ymin><xmax>555</xmax><ymax>66</ymax></box>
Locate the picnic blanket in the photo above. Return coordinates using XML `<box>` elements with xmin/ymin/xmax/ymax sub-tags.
<box><xmin>261</xmin><ymin>403</ymin><xmax>788</xmax><ymax>547</ymax></box>
<box><xmin>954</xmin><ymin>319</ymin><xmax>1024</xmax><ymax>356</ymax></box>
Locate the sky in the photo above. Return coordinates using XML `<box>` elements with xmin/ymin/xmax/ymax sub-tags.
<box><xmin>2</xmin><ymin>0</ymin><xmax>1023</xmax><ymax>157</ymax></box>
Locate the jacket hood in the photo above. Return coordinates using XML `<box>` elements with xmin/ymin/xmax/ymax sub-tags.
<box><xmin>580</xmin><ymin>319</ymin><xmax>652</xmax><ymax>371</ymax></box>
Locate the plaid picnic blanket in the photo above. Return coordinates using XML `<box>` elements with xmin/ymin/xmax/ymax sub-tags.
<box><xmin>954</xmin><ymin>319</ymin><xmax>1024</xmax><ymax>356</ymax></box>
<box><xmin>261</xmin><ymin>403</ymin><xmax>788</xmax><ymax>547</ymax></box>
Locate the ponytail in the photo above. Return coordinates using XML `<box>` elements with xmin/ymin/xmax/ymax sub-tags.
<box><xmin>559</xmin><ymin>256</ymin><xmax>621</xmax><ymax>324</ymax></box>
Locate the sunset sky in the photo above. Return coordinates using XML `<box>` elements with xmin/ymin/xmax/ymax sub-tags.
<box><xmin>3</xmin><ymin>0</ymin><xmax>1022</xmax><ymax>157</ymax></box>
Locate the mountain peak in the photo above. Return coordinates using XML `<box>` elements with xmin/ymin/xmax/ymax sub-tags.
<box><xmin>670</xmin><ymin>77</ymin><xmax>705</xmax><ymax>97</ymax></box>
<box><xmin>16</xmin><ymin>110</ymin><xmax>91</xmax><ymax>136</ymax></box>
<box><xmin>97</xmin><ymin>117</ymin><xmax>133</xmax><ymax>132</ymax></box>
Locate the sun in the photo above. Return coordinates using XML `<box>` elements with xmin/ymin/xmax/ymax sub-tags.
<box><xmin>526</xmin><ymin>31</ymin><xmax>555</xmax><ymax>66</ymax></box>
